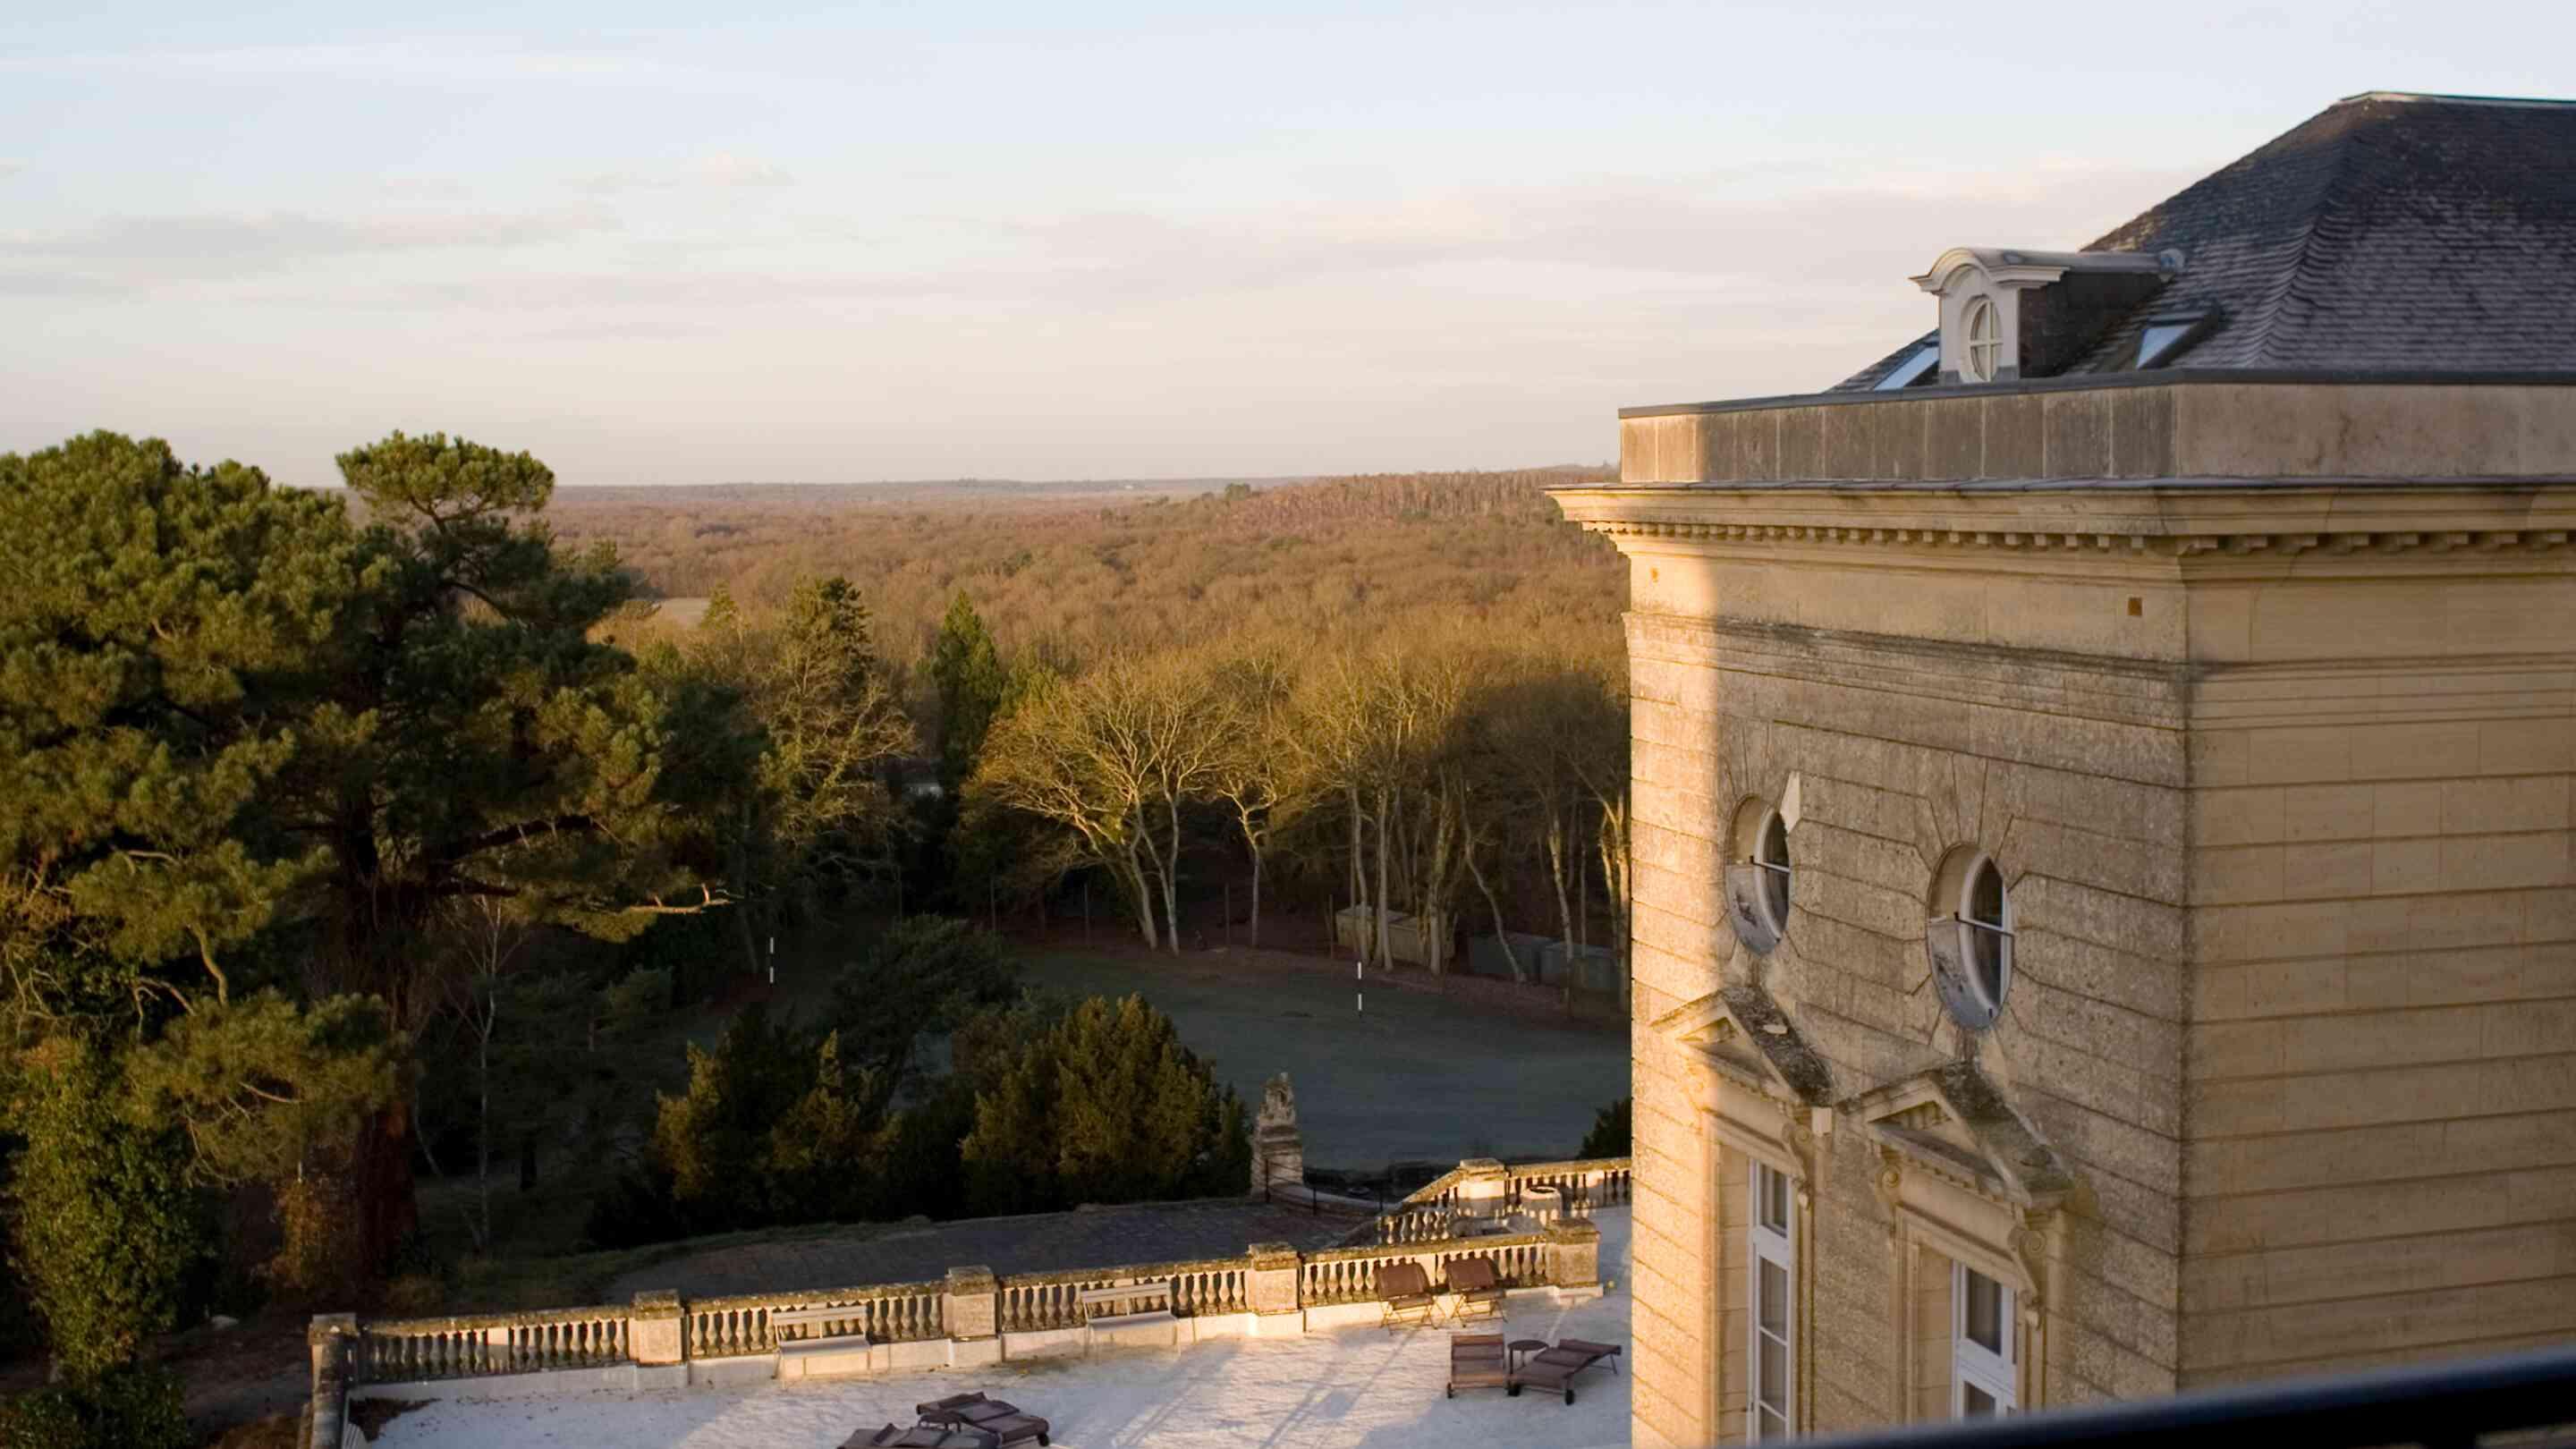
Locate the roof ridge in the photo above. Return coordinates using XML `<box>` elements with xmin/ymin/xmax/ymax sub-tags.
<box><xmin>2234</xmin><ymin>114</ymin><xmax>2374</xmax><ymax>366</ymax></box>
<box><xmin>2335</xmin><ymin>89</ymin><xmax>2576</xmax><ymax>109</ymax></box>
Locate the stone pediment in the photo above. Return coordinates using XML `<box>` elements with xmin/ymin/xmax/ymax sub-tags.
<box><xmin>1652</xmin><ymin>986</ymin><xmax>1835</xmax><ymax>1108</ymax></box>
<box><xmin>1845</xmin><ymin>1060</ymin><xmax>2071</xmax><ymax>1211</ymax></box>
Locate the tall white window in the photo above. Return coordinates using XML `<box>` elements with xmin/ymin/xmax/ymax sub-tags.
<box><xmin>1749</xmin><ymin>1163</ymin><xmax>1795</xmax><ymax>1440</ymax></box>
<box><xmin>1953</xmin><ymin>1264</ymin><xmax>2016</xmax><ymax>1417</ymax></box>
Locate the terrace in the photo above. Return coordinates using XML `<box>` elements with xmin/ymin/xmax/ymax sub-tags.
<box><xmin>311</xmin><ymin>1160</ymin><xmax>1632</xmax><ymax>1449</ymax></box>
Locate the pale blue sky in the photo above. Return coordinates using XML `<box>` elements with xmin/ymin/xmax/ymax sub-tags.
<box><xmin>6</xmin><ymin>3</ymin><xmax>2571</xmax><ymax>485</ymax></box>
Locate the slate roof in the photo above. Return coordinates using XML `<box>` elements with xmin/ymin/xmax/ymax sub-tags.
<box><xmin>1835</xmin><ymin>92</ymin><xmax>2576</xmax><ymax>390</ymax></box>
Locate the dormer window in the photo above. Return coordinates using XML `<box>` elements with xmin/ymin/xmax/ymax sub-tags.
<box><xmin>1874</xmin><ymin>340</ymin><xmax>1940</xmax><ymax>391</ymax></box>
<box><xmin>1962</xmin><ymin>297</ymin><xmax>2002</xmax><ymax>383</ymax></box>
<box><xmin>1912</xmin><ymin>246</ymin><xmax>2182</xmax><ymax>385</ymax></box>
<box><xmin>2134</xmin><ymin>308</ymin><xmax>2219</xmax><ymax>369</ymax></box>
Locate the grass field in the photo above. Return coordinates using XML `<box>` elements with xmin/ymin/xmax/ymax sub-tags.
<box><xmin>760</xmin><ymin>924</ymin><xmax>1630</xmax><ymax>1171</ymax></box>
<box><xmin>1001</xmin><ymin>945</ymin><xmax>1624</xmax><ymax>1170</ymax></box>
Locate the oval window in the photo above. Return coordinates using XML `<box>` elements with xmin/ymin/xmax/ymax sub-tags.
<box><xmin>1962</xmin><ymin>295</ymin><xmax>2001</xmax><ymax>383</ymax></box>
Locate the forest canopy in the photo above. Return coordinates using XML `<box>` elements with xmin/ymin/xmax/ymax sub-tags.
<box><xmin>1</xmin><ymin>437</ymin><xmax>1626</xmax><ymax>1441</ymax></box>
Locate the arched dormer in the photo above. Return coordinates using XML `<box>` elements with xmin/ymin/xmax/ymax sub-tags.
<box><xmin>1911</xmin><ymin>246</ymin><xmax>2182</xmax><ymax>385</ymax></box>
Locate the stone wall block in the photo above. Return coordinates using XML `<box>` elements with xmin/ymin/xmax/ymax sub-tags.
<box><xmin>1547</xmin><ymin>1219</ymin><xmax>1604</xmax><ymax>1289</ymax></box>
<box><xmin>628</xmin><ymin>1291</ymin><xmax>681</xmax><ymax>1367</ymax></box>
<box><xmin>1246</xmin><ymin>1242</ymin><xmax>1302</xmax><ymax>1316</ymax></box>
<box><xmin>945</xmin><ymin>1266</ymin><xmax>999</xmax><ymax>1340</ymax></box>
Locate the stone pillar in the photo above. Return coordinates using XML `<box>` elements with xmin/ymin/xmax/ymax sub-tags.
<box><xmin>307</xmin><ymin>1313</ymin><xmax>356</xmax><ymax>1449</ymax></box>
<box><xmin>1455</xmin><ymin>1157</ymin><xmax>1509</xmax><ymax>1219</ymax></box>
<box><xmin>1251</xmin><ymin>1072</ymin><xmax>1305</xmax><ymax>1199</ymax></box>
<box><xmin>631</xmin><ymin>1290</ymin><xmax>684</xmax><ymax>1368</ymax></box>
<box><xmin>1547</xmin><ymin>1219</ymin><xmax>1603</xmax><ymax>1292</ymax></box>
<box><xmin>945</xmin><ymin>1266</ymin><xmax>998</xmax><ymax>1339</ymax></box>
<box><xmin>1246</xmin><ymin>1242</ymin><xmax>1303</xmax><ymax>1318</ymax></box>
<box><xmin>945</xmin><ymin>1265</ymin><xmax>1002</xmax><ymax>1367</ymax></box>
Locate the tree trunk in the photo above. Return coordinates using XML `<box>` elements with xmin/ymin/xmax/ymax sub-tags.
<box><xmin>1373</xmin><ymin>786</ymin><xmax>1394</xmax><ymax>970</ymax></box>
<box><xmin>1163</xmin><ymin>797</ymin><xmax>1185</xmax><ymax>954</ymax></box>
<box><xmin>1543</xmin><ymin>805</ymin><xmax>1576</xmax><ymax>970</ymax></box>
<box><xmin>1597</xmin><ymin>795</ymin><xmax>1633</xmax><ymax>1013</ymax></box>
<box><xmin>474</xmin><ymin>995</ymin><xmax>494</xmax><ymax>1251</ymax></box>
<box><xmin>1248</xmin><ymin>843</ymin><xmax>1264</xmax><ymax>950</ymax></box>
<box><xmin>1345</xmin><ymin>787</ymin><xmax>1365</xmax><ymax>945</ymax></box>
<box><xmin>731</xmin><ymin>807</ymin><xmax>762</xmax><ymax>978</ymax></box>
<box><xmin>1465</xmin><ymin>829</ymin><xmax>1525</xmax><ymax>983</ymax></box>
<box><xmin>1121</xmin><ymin>833</ymin><xmax>1159</xmax><ymax>950</ymax></box>
<box><xmin>355</xmin><ymin>1098</ymin><xmax>419</xmax><ymax>1278</ymax></box>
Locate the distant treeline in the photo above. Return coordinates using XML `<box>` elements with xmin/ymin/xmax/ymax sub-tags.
<box><xmin>547</xmin><ymin>464</ymin><xmax>1623</xmax><ymax>678</ymax></box>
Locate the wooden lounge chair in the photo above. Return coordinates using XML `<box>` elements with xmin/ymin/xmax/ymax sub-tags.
<box><xmin>915</xmin><ymin>1393</ymin><xmax>1050</xmax><ymax>1448</ymax></box>
<box><xmin>1378</xmin><ymin>1262</ymin><xmax>1437</xmax><ymax>1330</ymax></box>
<box><xmin>1443</xmin><ymin>1257</ymin><xmax>1504</xmax><ymax>1322</ymax></box>
<box><xmin>1513</xmin><ymin>1337</ymin><xmax>1624</xmax><ymax>1404</ymax></box>
<box><xmin>1446</xmin><ymin>1332</ymin><xmax>1511</xmax><ymax>1398</ymax></box>
<box><xmin>847</xmin><ymin>1425</ymin><xmax>987</xmax><ymax>1449</ymax></box>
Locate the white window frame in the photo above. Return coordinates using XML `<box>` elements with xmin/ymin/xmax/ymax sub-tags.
<box><xmin>1956</xmin><ymin>853</ymin><xmax>2013</xmax><ymax>1018</ymax></box>
<box><xmin>1748</xmin><ymin>1162</ymin><xmax>1795</xmax><ymax>1441</ymax></box>
<box><xmin>1952</xmin><ymin>1262</ymin><xmax>2017</xmax><ymax>1417</ymax></box>
<box><xmin>1750</xmin><ymin>807</ymin><xmax>1792</xmax><ymax>939</ymax></box>
<box><xmin>1962</xmin><ymin>295</ymin><xmax>2002</xmax><ymax>383</ymax></box>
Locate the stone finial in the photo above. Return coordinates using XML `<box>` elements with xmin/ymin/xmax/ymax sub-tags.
<box><xmin>1251</xmin><ymin>1072</ymin><xmax>1305</xmax><ymax>1198</ymax></box>
<box><xmin>1258</xmin><ymin>1073</ymin><xmax>1298</xmax><ymax>1129</ymax></box>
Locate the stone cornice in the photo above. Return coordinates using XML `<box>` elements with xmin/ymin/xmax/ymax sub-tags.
<box><xmin>1555</xmin><ymin>482</ymin><xmax>2576</xmax><ymax>564</ymax></box>
<box><xmin>1617</xmin><ymin>369</ymin><xmax>2576</xmax><ymax>420</ymax></box>
<box><xmin>1572</xmin><ymin>517</ymin><xmax>2572</xmax><ymax>560</ymax></box>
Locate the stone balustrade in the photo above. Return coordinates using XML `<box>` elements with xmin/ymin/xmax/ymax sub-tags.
<box><xmin>356</xmin><ymin>1302</ymin><xmax>631</xmax><ymax>1382</ymax></box>
<box><xmin>318</xmin><ymin>1155</ymin><xmax>1623</xmax><ymax>1428</ymax></box>
<box><xmin>995</xmin><ymin>1256</ymin><xmax>1249</xmax><ymax>1333</ymax></box>
<box><xmin>682</xmin><ymin>1281</ymin><xmax>945</xmax><ymax>1360</ymax></box>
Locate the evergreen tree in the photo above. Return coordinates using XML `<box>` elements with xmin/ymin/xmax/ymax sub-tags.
<box><xmin>0</xmin><ymin>433</ymin><xmax>359</xmax><ymax>1017</ymax></box>
<box><xmin>1</xmin><ymin>429</ymin><xmax>763</xmax><ymax>1275</ymax></box>
<box><xmin>825</xmin><ymin>916</ymin><xmax>1019</xmax><ymax>1092</ymax></box>
<box><xmin>929</xmin><ymin>591</ymin><xmax>1007</xmax><ymax>790</ymax></box>
<box><xmin>960</xmin><ymin>995</ymin><xmax>1247</xmax><ymax>1213</ymax></box>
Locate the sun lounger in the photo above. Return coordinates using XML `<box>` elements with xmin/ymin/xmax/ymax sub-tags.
<box><xmin>1446</xmin><ymin>1332</ymin><xmax>1511</xmax><ymax>1398</ymax></box>
<box><xmin>916</xmin><ymin>1392</ymin><xmax>1051</xmax><ymax>1447</ymax></box>
<box><xmin>848</xmin><ymin>1425</ymin><xmax>987</xmax><ymax>1449</ymax></box>
<box><xmin>1378</xmin><ymin>1262</ymin><xmax>1437</xmax><ymax>1330</ymax></box>
<box><xmin>1443</xmin><ymin>1257</ymin><xmax>1504</xmax><ymax>1322</ymax></box>
<box><xmin>1513</xmin><ymin>1337</ymin><xmax>1623</xmax><ymax>1404</ymax></box>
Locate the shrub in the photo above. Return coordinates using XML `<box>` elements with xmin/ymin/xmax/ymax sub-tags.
<box><xmin>4</xmin><ymin>1038</ymin><xmax>208</xmax><ymax>1380</ymax></box>
<box><xmin>0</xmin><ymin>1366</ymin><xmax>190</xmax><ymax>1449</ymax></box>
<box><xmin>961</xmin><ymin>995</ymin><xmax>1249</xmax><ymax>1215</ymax></box>
<box><xmin>825</xmin><ymin>916</ymin><xmax>1019</xmax><ymax>1089</ymax></box>
<box><xmin>1578</xmin><ymin>1097</ymin><xmax>1631</xmax><ymax>1159</ymax></box>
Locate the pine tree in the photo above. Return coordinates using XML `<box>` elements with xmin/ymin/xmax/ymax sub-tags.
<box><xmin>929</xmin><ymin>590</ymin><xmax>1008</xmax><ymax>790</ymax></box>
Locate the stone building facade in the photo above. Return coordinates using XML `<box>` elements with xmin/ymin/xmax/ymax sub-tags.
<box><xmin>1553</xmin><ymin>92</ymin><xmax>2576</xmax><ymax>1445</ymax></box>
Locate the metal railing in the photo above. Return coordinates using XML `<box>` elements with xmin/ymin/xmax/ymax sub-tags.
<box><xmin>1801</xmin><ymin>1342</ymin><xmax>2576</xmax><ymax>1449</ymax></box>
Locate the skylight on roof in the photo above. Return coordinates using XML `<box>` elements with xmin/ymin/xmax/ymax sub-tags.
<box><xmin>1875</xmin><ymin>342</ymin><xmax>1940</xmax><ymax>390</ymax></box>
<box><xmin>2136</xmin><ymin>312</ymin><xmax>2214</xmax><ymax>369</ymax></box>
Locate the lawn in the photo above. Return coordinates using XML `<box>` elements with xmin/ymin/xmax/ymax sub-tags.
<box><xmin>979</xmin><ymin>945</ymin><xmax>1625</xmax><ymax>1171</ymax></box>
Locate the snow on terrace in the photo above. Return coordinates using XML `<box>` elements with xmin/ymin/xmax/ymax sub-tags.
<box><xmin>373</xmin><ymin>1209</ymin><xmax>1631</xmax><ymax>1449</ymax></box>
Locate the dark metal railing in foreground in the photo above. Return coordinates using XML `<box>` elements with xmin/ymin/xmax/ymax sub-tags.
<box><xmin>1803</xmin><ymin>1342</ymin><xmax>2576</xmax><ymax>1449</ymax></box>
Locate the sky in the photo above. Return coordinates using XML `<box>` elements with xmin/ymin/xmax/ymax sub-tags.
<box><xmin>5</xmin><ymin>3</ymin><xmax>2573</xmax><ymax>487</ymax></box>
